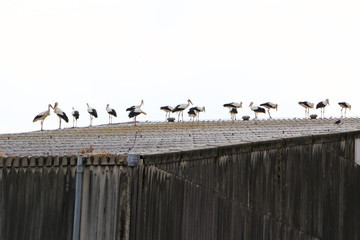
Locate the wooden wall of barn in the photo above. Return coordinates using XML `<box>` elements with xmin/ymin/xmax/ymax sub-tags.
<box><xmin>1</xmin><ymin>132</ymin><xmax>360</xmax><ymax>240</ymax></box>
<box><xmin>134</xmin><ymin>132</ymin><xmax>360</xmax><ymax>240</ymax></box>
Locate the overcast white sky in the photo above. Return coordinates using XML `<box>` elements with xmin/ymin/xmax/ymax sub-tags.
<box><xmin>1</xmin><ymin>0</ymin><xmax>359</xmax><ymax>133</ymax></box>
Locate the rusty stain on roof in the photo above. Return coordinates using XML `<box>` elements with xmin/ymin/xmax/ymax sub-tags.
<box><xmin>0</xmin><ymin>118</ymin><xmax>359</xmax><ymax>157</ymax></box>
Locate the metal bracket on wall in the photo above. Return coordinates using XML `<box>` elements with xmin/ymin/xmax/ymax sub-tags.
<box><xmin>127</xmin><ymin>154</ymin><xmax>140</xmax><ymax>167</ymax></box>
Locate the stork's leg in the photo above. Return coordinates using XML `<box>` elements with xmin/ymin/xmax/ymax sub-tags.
<box><xmin>134</xmin><ymin>116</ymin><xmax>137</xmax><ymax>126</ymax></box>
<box><xmin>268</xmin><ymin>109</ymin><xmax>272</xmax><ymax>119</ymax></box>
<box><xmin>59</xmin><ymin>118</ymin><xmax>61</xmax><ymax>129</ymax></box>
<box><xmin>41</xmin><ymin>120</ymin><xmax>44</xmax><ymax>131</ymax></box>
<box><xmin>182</xmin><ymin>111</ymin><xmax>184</xmax><ymax>122</ymax></box>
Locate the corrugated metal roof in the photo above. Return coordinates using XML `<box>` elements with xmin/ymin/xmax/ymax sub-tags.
<box><xmin>1</xmin><ymin>118</ymin><xmax>360</xmax><ymax>157</ymax></box>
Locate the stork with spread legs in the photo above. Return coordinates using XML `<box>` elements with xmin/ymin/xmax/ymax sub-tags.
<box><xmin>189</xmin><ymin>106</ymin><xmax>205</xmax><ymax>121</ymax></box>
<box><xmin>53</xmin><ymin>102</ymin><xmax>69</xmax><ymax>129</ymax></box>
<box><xmin>172</xmin><ymin>99</ymin><xmax>193</xmax><ymax>122</ymax></box>
<box><xmin>33</xmin><ymin>104</ymin><xmax>53</xmax><ymax>131</ymax></box>
<box><xmin>260</xmin><ymin>102</ymin><xmax>278</xmax><ymax>119</ymax></box>
<box><xmin>298</xmin><ymin>101</ymin><xmax>314</xmax><ymax>118</ymax></box>
<box><xmin>316</xmin><ymin>99</ymin><xmax>329</xmax><ymax>118</ymax></box>
<box><xmin>338</xmin><ymin>102</ymin><xmax>351</xmax><ymax>117</ymax></box>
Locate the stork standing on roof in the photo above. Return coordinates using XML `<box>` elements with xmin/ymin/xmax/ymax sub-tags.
<box><xmin>223</xmin><ymin>102</ymin><xmax>242</xmax><ymax>120</ymax></box>
<box><xmin>106</xmin><ymin>104</ymin><xmax>117</xmax><ymax>124</ymax></box>
<box><xmin>172</xmin><ymin>99</ymin><xmax>193</xmax><ymax>122</ymax></box>
<box><xmin>160</xmin><ymin>106</ymin><xmax>173</xmax><ymax>121</ymax></box>
<box><xmin>128</xmin><ymin>107</ymin><xmax>146</xmax><ymax>126</ymax></box>
<box><xmin>72</xmin><ymin>107</ymin><xmax>79</xmax><ymax>128</ymax></box>
<box><xmin>126</xmin><ymin>100</ymin><xmax>144</xmax><ymax>112</ymax></box>
<box><xmin>260</xmin><ymin>102</ymin><xmax>278</xmax><ymax>119</ymax></box>
<box><xmin>338</xmin><ymin>102</ymin><xmax>351</xmax><ymax>117</ymax></box>
<box><xmin>316</xmin><ymin>99</ymin><xmax>329</xmax><ymax>118</ymax></box>
<box><xmin>87</xmin><ymin>103</ymin><xmax>98</xmax><ymax>126</ymax></box>
<box><xmin>249</xmin><ymin>102</ymin><xmax>266</xmax><ymax>119</ymax></box>
<box><xmin>189</xmin><ymin>106</ymin><xmax>205</xmax><ymax>121</ymax></box>
<box><xmin>230</xmin><ymin>108</ymin><xmax>238</xmax><ymax>121</ymax></box>
<box><xmin>53</xmin><ymin>102</ymin><xmax>69</xmax><ymax>129</ymax></box>
<box><xmin>298</xmin><ymin>101</ymin><xmax>314</xmax><ymax>118</ymax></box>
<box><xmin>188</xmin><ymin>108</ymin><xmax>197</xmax><ymax>121</ymax></box>
<box><xmin>33</xmin><ymin>104</ymin><xmax>53</xmax><ymax>131</ymax></box>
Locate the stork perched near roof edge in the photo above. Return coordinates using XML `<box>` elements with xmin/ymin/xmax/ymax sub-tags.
<box><xmin>172</xmin><ymin>99</ymin><xmax>193</xmax><ymax>122</ymax></box>
<box><xmin>260</xmin><ymin>102</ymin><xmax>277</xmax><ymax>119</ymax></box>
<box><xmin>224</xmin><ymin>102</ymin><xmax>242</xmax><ymax>120</ymax></box>
<box><xmin>230</xmin><ymin>108</ymin><xmax>238</xmax><ymax>121</ymax></box>
<box><xmin>188</xmin><ymin>108</ymin><xmax>197</xmax><ymax>121</ymax></box>
<box><xmin>249</xmin><ymin>102</ymin><xmax>266</xmax><ymax>119</ymax></box>
<box><xmin>33</xmin><ymin>104</ymin><xmax>53</xmax><ymax>131</ymax></box>
<box><xmin>338</xmin><ymin>102</ymin><xmax>351</xmax><ymax>118</ymax></box>
<box><xmin>128</xmin><ymin>107</ymin><xmax>146</xmax><ymax>126</ymax></box>
<box><xmin>298</xmin><ymin>101</ymin><xmax>314</xmax><ymax>118</ymax></box>
<box><xmin>72</xmin><ymin>107</ymin><xmax>79</xmax><ymax>128</ymax></box>
<box><xmin>106</xmin><ymin>104</ymin><xmax>117</xmax><ymax>124</ymax></box>
<box><xmin>53</xmin><ymin>102</ymin><xmax>69</xmax><ymax>129</ymax></box>
<box><xmin>189</xmin><ymin>106</ymin><xmax>205</xmax><ymax>121</ymax></box>
<box><xmin>316</xmin><ymin>99</ymin><xmax>329</xmax><ymax>118</ymax></box>
<box><xmin>160</xmin><ymin>106</ymin><xmax>173</xmax><ymax>121</ymax></box>
<box><xmin>87</xmin><ymin>103</ymin><xmax>98</xmax><ymax>126</ymax></box>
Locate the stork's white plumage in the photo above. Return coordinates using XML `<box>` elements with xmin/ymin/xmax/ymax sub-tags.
<box><xmin>298</xmin><ymin>101</ymin><xmax>314</xmax><ymax>118</ymax></box>
<box><xmin>316</xmin><ymin>99</ymin><xmax>329</xmax><ymax>118</ymax></box>
<box><xmin>224</xmin><ymin>102</ymin><xmax>242</xmax><ymax>120</ymax></box>
<box><xmin>72</xmin><ymin>107</ymin><xmax>79</xmax><ymax>128</ymax></box>
<box><xmin>126</xmin><ymin>100</ymin><xmax>144</xmax><ymax>112</ymax></box>
<box><xmin>53</xmin><ymin>102</ymin><xmax>69</xmax><ymax>129</ymax></box>
<box><xmin>160</xmin><ymin>106</ymin><xmax>173</xmax><ymax>121</ymax></box>
<box><xmin>230</xmin><ymin>108</ymin><xmax>238</xmax><ymax>121</ymax></box>
<box><xmin>128</xmin><ymin>107</ymin><xmax>146</xmax><ymax>126</ymax></box>
<box><xmin>338</xmin><ymin>102</ymin><xmax>351</xmax><ymax>117</ymax></box>
<box><xmin>172</xmin><ymin>99</ymin><xmax>193</xmax><ymax>121</ymax></box>
<box><xmin>260</xmin><ymin>102</ymin><xmax>278</xmax><ymax>119</ymax></box>
<box><xmin>106</xmin><ymin>104</ymin><xmax>117</xmax><ymax>124</ymax></box>
<box><xmin>33</xmin><ymin>104</ymin><xmax>53</xmax><ymax>131</ymax></box>
<box><xmin>189</xmin><ymin>106</ymin><xmax>205</xmax><ymax>121</ymax></box>
<box><xmin>87</xmin><ymin>103</ymin><xmax>98</xmax><ymax>126</ymax></box>
<box><xmin>249</xmin><ymin>102</ymin><xmax>266</xmax><ymax>119</ymax></box>
<box><xmin>223</xmin><ymin>102</ymin><xmax>242</xmax><ymax>109</ymax></box>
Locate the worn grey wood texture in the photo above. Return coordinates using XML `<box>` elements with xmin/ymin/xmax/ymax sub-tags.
<box><xmin>133</xmin><ymin>132</ymin><xmax>360</xmax><ymax>240</ymax></box>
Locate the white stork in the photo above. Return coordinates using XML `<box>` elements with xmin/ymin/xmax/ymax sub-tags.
<box><xmin>72</xmin><ymin>107</ymin><xmax>79</xmax><ymax>128</ymax></box>
<box><xmin>249</xmin><ymin>102</ymin><xmax>266</xmax><ymax>119</ymax></box>
<box><xmin>260</xmin><ymin>102</ymin><xmax>278</xmax><ymax>119</ymax></box>
<box><xmin>128</xmin><ymin>107</ymin><xmax>146</xmax><ymax>126</ymax></box>
<box><xmin>298</xmin><ymin>101</ymin><xmax>314</xmax><ymax>118</ymax></box>
<box><xmin>53</xmin><ymin>102</ymin><xmax>69</xmax><ymax>129</ymax></box>
<box><xmin>106</xmin><ymin>104</ymin><xmax>117</xmax><ymax>124</ymax></box>
<box><xmin>338</xmin><ymin>102</ymin><xmax>351</xmax><ymax>117</ymax></box>
<box><xmin>223</xmin><ymin>102</ymin><xmax>242</xmax><ymax>119</ymax></box>
<box><xmin>172</xmin><ymin>99</ymin><xmax>193</xmax><ymax>122</ymax></box>
<box><xmin>33</xmin><ymin>104</ymin><xmax>53</xmax><ymax>131</ymax></box>
<box><xmin>230</xmin><ymin>108</ymin><xmax>238</xmax><ymax>121</ymax></box>
<box><xmin>86</xmin><ymin>103</ymin><xmax>98</xmax><ymax>126</ymax></box>
<box><xmin>189</xmin><ymin>106</ymin><xmax>205</xmax><ymax>121</ymax></box>
<box><xmin>188</xmin><ymin>108</ymin><xmax>197</xmax><ymax>121</ymax></box>
<box><xmin>316</xmin><ymin>99</ymin><xmax>329</xmax><ymax>118</ymax></box>
<box><xmin>160</xmin><ymin>106</ymin><xmax>174</xmax><ymax>121</ymax></box>
<box><xmin>126</xmin><ymin>100</ymin><xmax>144</xmax><ymax>112</ymax></box>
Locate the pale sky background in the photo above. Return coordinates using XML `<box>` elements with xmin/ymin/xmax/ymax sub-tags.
<box><xmin>0</xmin><ymin>0</ymin><xmax>359</xmax><ymax>134</ymax></box>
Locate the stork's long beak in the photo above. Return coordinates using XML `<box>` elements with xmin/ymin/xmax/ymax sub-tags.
<box><xmin>50</xmin><ymin>104</ymin><xmax>54</xmax><ymax>109</ymax></box>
